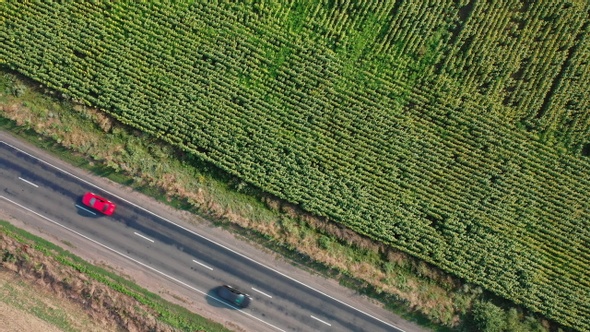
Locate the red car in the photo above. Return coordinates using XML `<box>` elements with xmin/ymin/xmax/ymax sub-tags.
<box><xmin>82</xmin><ymin>192</ymin><xmax>116</xmax><ymax>215</ymax></box>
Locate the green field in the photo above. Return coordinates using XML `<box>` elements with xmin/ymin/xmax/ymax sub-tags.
<box><xmin>1</xmin><ymin>1</ymin><xmax>590</xmax><ymax>330</ymax></box>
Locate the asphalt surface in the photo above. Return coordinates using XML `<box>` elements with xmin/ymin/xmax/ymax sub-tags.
<box><xmin>0</xmin><ymin>135</ymin><xmax>422</xmax><ymax>332</ymax></box>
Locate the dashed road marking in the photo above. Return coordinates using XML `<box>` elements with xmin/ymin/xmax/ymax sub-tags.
<box><xmin>252</xmin><ymin>287</ymin><xmax>272</xmax><ymax>298</ymax></box>
<box><xmin>18</xmin><ymin>177</ymin><xmax>38</xmax><ymax>187</ymax></box>
<box><xmin>134</xmin><ymin>232</ymin><xmax>154</xmax><ymax>243</ymax></box>
<box><xmin>75</xmin><ymin>204</ymin><xmax>96</xmax><ymax>215</ymax></box>
<box><xmin>311</xmin><ymin>315</ymin><xmax>331</xmax><ymax>326</ymax></box>
<box><xmin>192</xmin><ymin>259</ymin><xmax>213</xmax><ymax>271</ymax></box>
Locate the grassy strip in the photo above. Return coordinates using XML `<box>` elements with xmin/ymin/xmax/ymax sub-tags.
<box><xmin>0</xmin><ymin>220</ymin><xmax>232</xmax><ymax>332</ymax></box>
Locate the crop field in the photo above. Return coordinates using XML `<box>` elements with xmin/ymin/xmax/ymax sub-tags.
<box><xmin>1</xmin><ymin>1</ymin><xmax>590</xmax><ymax>330</ymax></box>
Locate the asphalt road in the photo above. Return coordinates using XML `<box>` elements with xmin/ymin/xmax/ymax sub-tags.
<box><xmin>0</xmin><ymin>136</ymin><xmax>418</xmax><ymax>332</ymax></box>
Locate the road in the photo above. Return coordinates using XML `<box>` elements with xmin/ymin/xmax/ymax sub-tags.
<box><xmin>0</xmin><ymin>132</ymin><xmax>426</xmax><ymax>332</ymax></box>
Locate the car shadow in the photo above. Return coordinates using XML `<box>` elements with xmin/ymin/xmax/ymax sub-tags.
<box><xmin>74</xmin><ymin>196</ymin><xmax>102</xmax><ymax>218</ymax></box>
<box><xmin>206</xmin><ymin>286</ymin><xmax>238</xmax><ymax>309</ymax></box>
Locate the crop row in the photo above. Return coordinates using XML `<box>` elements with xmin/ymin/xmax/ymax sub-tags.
<box><xmin>438</xmin><ymin>0</ymin><xmax>590</xmax><ymax>149</ymax></box>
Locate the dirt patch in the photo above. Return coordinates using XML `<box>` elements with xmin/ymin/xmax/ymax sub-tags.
<box><xmin>0</xmin><ymin>299</ymin><xmax>66</xmax><ymax>332</ymax></box>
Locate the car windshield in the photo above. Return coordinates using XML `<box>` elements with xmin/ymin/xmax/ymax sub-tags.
<box><xmin>89</xmin><ymin>197</ymin><xmax>96</xmax><ymax>206</ymax></box>
<box><xmin>235</xmin><ymin>294</ymin><xmax>244</xmax><ymax>305</ymax></box>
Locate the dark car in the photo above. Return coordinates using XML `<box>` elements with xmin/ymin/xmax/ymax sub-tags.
<box><xmin>82</xmin><ymin>192</ymin><xmax>116</xmax><ymax>215</ymax></box>
<box><xmin>217</xmin><ymin>285</ymin><xmax>252</xmax><ymax>308</ymax></box>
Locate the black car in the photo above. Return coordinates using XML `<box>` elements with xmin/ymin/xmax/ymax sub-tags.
<box><xmin>217</xmin><ymin>285</ymin><xmax>252</xmax><ymax>308</ymax></box>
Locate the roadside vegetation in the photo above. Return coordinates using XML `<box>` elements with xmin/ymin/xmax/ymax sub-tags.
<box><xmin>0</xmin><ymin>69</ymin><xmax>560</xmax><ymax>332</ymax></box>
<box><xmin>0</xmin><ymin>219</ymin><xmax>232</xmax><ymax>332</ymax></box>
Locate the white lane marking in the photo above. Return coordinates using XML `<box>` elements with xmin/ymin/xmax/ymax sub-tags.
<box><xmin>75</xmin><ymin>204</ymin><xmax>97</xmax><ymax>215</ymax></box>
<box><xmin>192</xmin><ymin>259</ymin><xmax>213</xmax><ymax>271</ymax></box>
<box><xmin>0</xmin><ymin>195</ymin><xmax>287</xmax><ymax>332</ymax></box>
<box><xmin>251</xmin><ymin>287</ymin><xmax>272</xmax><ymax>298</ymax></box>
<box><xmin>18</xmin><ymin>177</ymin><xmax>39</xmax><ymax>188</ymax></box>
<box><xmin>134</xmin><ymin>232</ymin><xmax>154</xmax><ymax>243</ymax></box>
<box><xmin>311</xmin><ymin>315</ymin><xmax>332</xmax><ymax>326</ymax></box>
<box><xmin>0</xmin><ymin>141</ymin><xmax>404</xmax><ymax>332</ymax></box>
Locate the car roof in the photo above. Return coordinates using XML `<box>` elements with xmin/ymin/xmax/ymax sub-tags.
<box><xmin>218</xmin><ymin>285</ymin><xmax>251</xmax><ymax>307</ymax></box>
